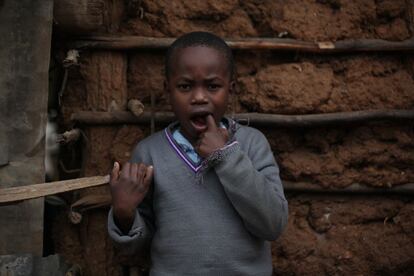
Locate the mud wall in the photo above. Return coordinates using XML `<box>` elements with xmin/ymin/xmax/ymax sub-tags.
<box><xmin>53</xmin><ymin>1</ymin><xmax>414</xmax><ymax>275</ymax></box>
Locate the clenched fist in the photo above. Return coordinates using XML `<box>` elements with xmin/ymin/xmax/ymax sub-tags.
<box><xmin>110</xmin><ymin>161</ymin><xmax>153</xmax><ymax>233</ymax></box>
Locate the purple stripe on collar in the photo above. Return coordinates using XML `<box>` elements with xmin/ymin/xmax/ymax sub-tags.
<box><xmin>222</xmin><ymin>140</ymin><xmax>238</xmax><ymax>149</ymax></box>
<box><xmin>164</xmin><ymin>128</ymin><xmax>202</xmax><ymax>173</ymax></box>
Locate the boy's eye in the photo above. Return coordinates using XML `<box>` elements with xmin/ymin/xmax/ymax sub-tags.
<box><xmin>177</xmin><ymin>84</ymin><xmax>191</xmax><ymax>91</ymax></box>
<box><xmin>207</xmin><ymin>84</ymin><xmax>221</xmax><ymax>91</ymax></box>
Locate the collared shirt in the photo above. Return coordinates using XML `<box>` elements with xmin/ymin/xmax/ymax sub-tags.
<box><xmin>172</xmin><ymin>122</ymin><xmax>227</xmax><ymax>164</ymax></box>
<box><xmin>172</xmin><ymin>130</ymin><xmax>201</xmax><ymax>164</ymax></box>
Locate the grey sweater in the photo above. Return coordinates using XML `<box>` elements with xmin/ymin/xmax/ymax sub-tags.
<box><xmin>108</xmin><ymin>119</ymin><xmax>288</xmax><ymax>275</ymax></box>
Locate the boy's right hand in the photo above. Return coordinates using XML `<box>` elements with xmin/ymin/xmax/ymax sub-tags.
<box><xmin>110</xmin><ymin>161</ymin><xmax>153</xmax><ymax>233</ymax></box>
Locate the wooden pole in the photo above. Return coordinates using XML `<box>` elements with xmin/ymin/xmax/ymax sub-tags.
<box><xmin>0</xmin><ymin>175</ymin><xmax>109</xmax><ymax>204</ymax></box>
<box><xmin>283</xmin><ymin>181</ymin><xmax>414</xmax><ymax>195</ymax></box>
<box><xmin>71</xmin><ymin>109</ymin><xmax>414</xmax><ymax>127</ymax></box>
<box><xmin>69</xmin><ymin>35</ymin><xmax>414</xmax><ymax>53</ymax></box>
<box><xmin>1</xmin><ymin>176</ymin><xmax>413</xmax><ymax>205</ymax></box>
<box><xmin>71</xmin><ymin>110</ymin><xmax>174</xmax><ymax>125</ymax></box>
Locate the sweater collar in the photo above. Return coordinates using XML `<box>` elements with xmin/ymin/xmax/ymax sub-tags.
<box><xmin>164</xmin><ymin>117</ymin><xmax>237</xmax><ymax>173</ymax></box>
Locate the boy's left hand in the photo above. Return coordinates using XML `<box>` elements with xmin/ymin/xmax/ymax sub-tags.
<box><xmin>196</xmin><ymin>114</ymin><xmax>229</xmax><ymax>158</ymax></box>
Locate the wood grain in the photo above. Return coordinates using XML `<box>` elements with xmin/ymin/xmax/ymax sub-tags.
<box><xmin>0</xmin><ymin>175</ymin><xmax>109</xmax><ymax>204</ymax></box>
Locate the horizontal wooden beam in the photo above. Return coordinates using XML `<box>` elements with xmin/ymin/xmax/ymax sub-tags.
<box><xmin>1</xmin><ymin>176</ymin><xmax>413</xmax><ymax>204</ymax></box>
<box><xmin>69</xmin><ymin>35</ymin><xmax>414</xmax><ymax>53</ymax></box>
<box><xmin>71</xmin><ymin>111</ymin><xmax>174</xmax><ymax>125</ymax></box>
<box><xmin>71</xmin><ymin>109</ymin><xmax>414</xmax><ymax>127</ymax></box>
<box><xmin>283</xmin><ymin>181</ymin><xmax>414</xmax><ymax>195</ymax></box>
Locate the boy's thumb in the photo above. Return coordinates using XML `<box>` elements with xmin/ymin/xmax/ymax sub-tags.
<box><xmin>110</xmin><ymin>161</ymin><xmax>120</xmax><ymax>181</ymax></box>
<box><xmin>144</xmin><ymin>165</ymin><xmax>154</xmax><ymax>185</ymax></box>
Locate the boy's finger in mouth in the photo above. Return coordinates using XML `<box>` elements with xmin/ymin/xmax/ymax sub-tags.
<box><xmin>189</xmin><ymin>112</ymin><xmax>212</xmax><ymax>133</ymax></box>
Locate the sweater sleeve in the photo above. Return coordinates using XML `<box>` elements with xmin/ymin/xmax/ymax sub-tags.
<box><xmin>213</xmin><ymin>128</ymin><xmax>288</xmax><ymax>241</ymax></box>
<box><xmin>107</xmin><ymin>143</ymin><xmax>155</xmax><ymax>255</ymax></box>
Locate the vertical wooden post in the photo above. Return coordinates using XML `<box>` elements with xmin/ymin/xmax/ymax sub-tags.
<box><xmin>79</xmin><ymin>51</ymin><xmax>128</xmax><ymax>275</ymax></box>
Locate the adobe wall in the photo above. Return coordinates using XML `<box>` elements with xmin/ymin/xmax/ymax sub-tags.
<box><xmin>52</xmin><ymin>1</ymin><xmax>414</xmax><ymax>275</ymax></box>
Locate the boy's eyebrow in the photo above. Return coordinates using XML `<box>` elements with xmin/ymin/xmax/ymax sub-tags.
<box><xmin>204</xmin><ymin>75</ymin><xmax>223</xmax><ymax>81</ymax></box>
<box><xmin>176</xmin><ymin>75</ymin><xmax>223</xmax><ymax>82</ymax></box>
<box><xmin>176</xmin><ymin>76</ymin><xmax>194</xmax><ymax>81</ymax></box>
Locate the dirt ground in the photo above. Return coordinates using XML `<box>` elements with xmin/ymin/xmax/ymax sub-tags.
<box><xmin>53</xmin><ymin>0</ymin><xmax>414</xmax><ymax>275</ymax></box>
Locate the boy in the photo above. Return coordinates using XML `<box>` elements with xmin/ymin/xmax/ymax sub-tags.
<box><xmin>108</xmin><ymin>32</ymin><xmax>288</xmax><ymax>275</ymax></box>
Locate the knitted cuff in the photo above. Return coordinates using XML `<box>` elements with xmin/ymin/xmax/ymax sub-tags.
<box><xmin>108</xmin><ymin>208</ymin><xmax>144</xmax><ymax>240</ymax></box>
<box><xmin>199</xmin><ymin>140</ymin><xmax>240</xmax><ymax>172</ymax></box>
<box><xmin>207</xmin><ymin>141</ymin><xmax>239</xmax><ymax>166</ymax></box>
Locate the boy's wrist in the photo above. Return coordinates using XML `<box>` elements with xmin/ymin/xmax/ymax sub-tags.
<box><xmin>113</xmin><ymin>206</ymin><xmax>136</xmax><ymax>234</ymax></box>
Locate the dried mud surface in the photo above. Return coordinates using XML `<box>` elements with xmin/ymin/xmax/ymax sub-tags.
<box><xmin>237</xmin><ymin>56</ymin><xmax>414</xmax><ymax>114</ymax></box>
<box><xmin>53</xmin><ymin>0</ymin><xmax>414</xmax><ymax>275</ymax></box>
<box><xmin>122</xmin><ymin>0</ymin><xmax>412</xmax><ymax>41</ymax></box>
<box><xmin>273</xmin><ymin>195</ymin><xmax>414</xmax><ymax>276</ymax></box>
<box><xmin>263</xmin><ymin>122</ymin><xmax>414</xmax><ymax>188</ymax></box>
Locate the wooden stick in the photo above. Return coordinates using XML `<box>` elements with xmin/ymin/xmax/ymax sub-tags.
<box><xmin>1</xmin><ymin>176</ymin><xmax>413</xmax><ymax>205</ymax></box>
<box><xmin>283</xmin><ymin>181</ymin><xmax>414</xmax><ymax>195</ymax></box>
<box><xmin>71</xmin><ymin>110</ymin><xmax>174</xmax><ymax>125</ymax></box>
<box><xmin>0</xmin><ymin>175</ymin><xmax>109</xmax><ymax>204</ymax></box>
<box><xmin>69</xmin><ymin>35</ymin><xmax>414</xmax><ymax>53</ymax></box>
<box><xmin>237</xmin><ymin>109</ymin><xmax>414</xmax><ymax>127</ymax></box>
<box><xmin>71</xmin><ymin>109</ymin><xmax>414</xmax><ymax>127</ymax></box>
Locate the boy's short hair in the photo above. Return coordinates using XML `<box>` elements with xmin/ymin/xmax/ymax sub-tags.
<box><xmin>165</xmin><ymin>31</ymin><xmax>235</xmax><ymax>80</ymax></box>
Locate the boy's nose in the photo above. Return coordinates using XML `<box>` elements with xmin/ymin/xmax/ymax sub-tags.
<box><xmin>191</xmin><ymin>87</ymin><xmax>208</xmax><ymax>104</ymax></box>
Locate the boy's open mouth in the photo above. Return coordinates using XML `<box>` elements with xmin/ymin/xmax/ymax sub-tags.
<box><xmin>189</xmin><ymin>113</ymin><xmax>210</xmax><ymax>133</ymax></box>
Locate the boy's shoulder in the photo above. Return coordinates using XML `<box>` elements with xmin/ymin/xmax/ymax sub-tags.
<box><xmin>233</xmin><ymin>121</ymin><xmax>267</xmax><ymax>143</ymax></box>
<box><xmin>130</xmin><ymin>128</ymin><xmax>167</xmax><ymax>163</ymax></box>
<box><xmin>135</xmin><ymin>128</ymin><xmax>166</xmax><ymax>150</ymax></box>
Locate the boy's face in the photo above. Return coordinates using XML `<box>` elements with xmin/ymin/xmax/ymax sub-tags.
<box><xmin>166</xmin><ymin>46</ymin><xmax>233</xmax><ymax>144</ymax></box>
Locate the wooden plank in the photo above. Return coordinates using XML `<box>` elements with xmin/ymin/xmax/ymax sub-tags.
<box><xmin>0</xmin><ymin>175</ymin><xmax>109</xmax><ymax>204</ymax></box>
